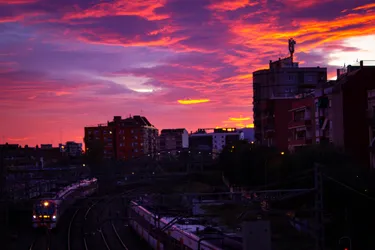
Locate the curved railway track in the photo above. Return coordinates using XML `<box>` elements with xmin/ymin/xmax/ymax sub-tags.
<box><xmin>68</xmin><ymin>195</ymin><xmax>108</xmax><ymax>250</ymax></box>
<box><xmin>68</xmin><ymin>190</ymin><xmax>132</xmax><ymax>250</ymax></box>
<box><xmin>97</xmin><ymin>187</ymin><xmax>153</xmax><ymax>250</ymax></box>
<box><xmin>111</xmin><ymin>222</ymin><xmax>129</xmax><ymax>250</ymax></box>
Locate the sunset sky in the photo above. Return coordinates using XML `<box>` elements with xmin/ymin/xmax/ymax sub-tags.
<box><xmin>1</xmin><ymin>0</ymin><xmax>375</xmax><ymax>146</ymax></box>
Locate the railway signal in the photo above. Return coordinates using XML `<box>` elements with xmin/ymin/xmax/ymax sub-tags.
<box><xmin>339</xmin><ymin>236</ymin><xmax>352</xmax><ymax>250</ymax></box>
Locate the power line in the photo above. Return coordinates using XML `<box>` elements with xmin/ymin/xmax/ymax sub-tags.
<box><xmin>323</xmin><ymin>174</ymin><xmax>375</xmax><ymax>202</ymax></box>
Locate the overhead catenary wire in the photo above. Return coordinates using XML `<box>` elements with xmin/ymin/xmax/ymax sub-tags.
<box><xmin>323</xmin><ymin>174</ymin><xmax>375</xmax><ymax>202</ymax></box>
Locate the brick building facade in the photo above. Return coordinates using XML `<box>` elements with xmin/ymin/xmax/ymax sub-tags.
<box><xmin>84</xmin><ymin>115</ymin><xmax>158</xmax><ymax>160</ymax></box>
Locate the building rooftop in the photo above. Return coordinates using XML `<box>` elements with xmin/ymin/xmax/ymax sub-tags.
<box><xmin>86</xmin><ymin>115</ymin><xmax>156</xmax><ymax>128</ymax></box>
<box><xmin>161</xmin><ymin>128</ymin><xmax>187</xmax><ymax>133</ymax></box>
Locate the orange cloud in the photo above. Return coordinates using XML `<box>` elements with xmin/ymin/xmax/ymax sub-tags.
<box><xmin>208</xmin><ymin>0</ymin><xmax>258</xmax><ymax>12</ymax></box>
<box><xmin>177</xmin><ymin>99</ymin><xmax>210</xmax><ymax>105</ymax></box>
<box><xmin>229</xmin><ymin>116</ymin><xmax>251</xmax><ymax>121</ymax></box>
<box><xmin>282</xmin><ymin>0</ymin><xmax>334</xmax><ymax>9</ymax></box>
<box><xmin>353</xmin><ymin>3</ymin><xmax>375</xmax><ymax>11</ymax></box>
<box><xmin>231</xmin><ymin>6</ymin><xmax>375</xmax><ymax>56</ymax></box>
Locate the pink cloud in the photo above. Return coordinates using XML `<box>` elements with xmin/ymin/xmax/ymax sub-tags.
<box><xmin>0</xmin><ymin>0</ymin><xmax>374</xmax><ymax>146</ymax></box>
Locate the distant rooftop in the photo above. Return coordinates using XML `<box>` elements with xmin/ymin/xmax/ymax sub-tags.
<box><xmin>161</xmin><ymin>128</ymin><xmax>187</xmax><ymax>134</ymax></box>
<box><xmin>86</xmin><ymin>115</ymin><xmax>156</xmax><ymax>128</ymax></box>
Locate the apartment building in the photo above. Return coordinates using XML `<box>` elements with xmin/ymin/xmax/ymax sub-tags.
<box><xmin>189</xmin><ymin>128</ymin><xmax>244</xmax><ymax>157</ymax></box>
<box><xmin>84</xmin><ymin>115</ymin><xmax>158</xmax><ymax>160</ymax></box>
<box><xmin>330</xmin><ymin>61</ymin><xmax>375</xmax><ymax>168</ymax></box>
<box><xmin>288</xmin><ymin>95</ymin><xmax>315</xmax><ymax>151</ymax></box>
<box><xmin>159</xmin><ymin>128</ymin><xmax>189</xmax><ymax>155</ymax></box>
<box><xmin>253</xmin><ymin>56</ymin><xmax>327</xmax><ymax>149</ymax></box>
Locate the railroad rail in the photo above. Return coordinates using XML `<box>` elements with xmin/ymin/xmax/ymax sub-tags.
<box><xmin>29</xmin><ymin>229</ymin><xmax>50</xmax><ymax>250</ymax></box>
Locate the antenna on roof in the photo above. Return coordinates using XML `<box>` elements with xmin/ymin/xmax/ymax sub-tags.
<box><xmin>59</xmin><ymin>128</ymin><xmax>62</xmax><ymax>144</ymax></box>
<box><xmin>288</xmin><ymin>38</ymin><xmax>296</xmax><ymax>64</ymax></box>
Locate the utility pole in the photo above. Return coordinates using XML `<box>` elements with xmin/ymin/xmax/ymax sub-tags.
<box><xmin>314</xmin><ymin>164</ymin><xmax>325</xmax><ymax>250</ymax></box>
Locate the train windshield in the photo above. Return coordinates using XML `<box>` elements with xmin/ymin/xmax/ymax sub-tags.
<box><xmin>34</xmin><ymin>202</ymin><xmax>56</xmax><ymax>215</ymax></box>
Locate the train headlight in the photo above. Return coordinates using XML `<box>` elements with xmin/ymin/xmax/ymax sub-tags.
<box><xmin>33</xmin><ymin>215</ymin><xmax>36</xmax><ymax>219</ymax></box>
<box><xmin>52</xmin><ymin>215</ymin><xmax>56</xmax><ymax>220</ymax></box>
<box><xmin>43</xmin><ymin>201</ymin><xmax>49</xmax><ymax>207</ymax></box>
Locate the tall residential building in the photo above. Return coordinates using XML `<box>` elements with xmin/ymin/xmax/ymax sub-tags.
<box><xmin>159</xmin><ymin>129</ymin><xmax>189</xmax><ymax>155</ymax></box>
<box><xmin>330</xmin><ymin>61</ymin><xmax>375</xmax><ymax>168</ymax></box>
<box><xmin>84</xmin><ymin>115</ymin><xmax>158</xmax><ymax>160</ymax></box>
<box><xmin>253</xmin><ymin>56</ymin><xmax>327</xmax><ymax>149</ymax></box>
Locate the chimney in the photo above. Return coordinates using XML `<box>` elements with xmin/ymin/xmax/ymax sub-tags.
<box><xmin>360</xmin><ymin>60</ymin><xmax>363</xmax><ymax>68</ymax></box>
<box><xmin>337</xmin><ymin>69</ymin><xmax>340</xmax><ymax>79</ymax></box>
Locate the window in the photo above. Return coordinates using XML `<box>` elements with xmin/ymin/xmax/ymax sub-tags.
<box><xmin>307</xmin><ymin>75</ymin><xmax>313</xmax><ymax>82</ymax></box>
<box><xmin>288</xmin><ymin>75</ymin><xmax>294</xmax><ymax>81</ymax></box>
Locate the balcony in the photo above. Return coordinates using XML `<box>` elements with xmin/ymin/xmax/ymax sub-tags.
<box><xmin>288</xmin><ymin>137</ymin><xmax>313</xmax><ymax>146</ymax></box>
<box><xmin>288</xmin><ymin>119</ymin><xmax>312</xmax><ymax>129</ymax></box>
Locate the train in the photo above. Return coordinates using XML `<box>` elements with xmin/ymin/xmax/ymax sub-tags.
<box><xmin>128</xmin><ymin>200</ymin><xmax>231</xmax><ymax>250</ymax></box>
<box><xmin>32</xmin><ymin>178</ymin><xmax>98</xmax><ymax>229</ymax></box>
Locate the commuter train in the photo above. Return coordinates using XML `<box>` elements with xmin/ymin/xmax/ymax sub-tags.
<box><xmin>32</xmin><ymin>178</ymin><xmax>98</xmax><ymax>229</ymax></box>
<box><xmin>128</xmin><ymin>200</ymin><xmax>232</xmax><ymax>250</ymax></box>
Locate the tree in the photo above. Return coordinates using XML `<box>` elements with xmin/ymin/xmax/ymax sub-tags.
<box><xmin>220</xmin><ymin>141</ymin><xmax>281</xmax><ymax>187</ymax></box>
<box><xmin>83</xmin><ymin>138</ymin><xmax>104</xmax><ymax>175</ymax></box>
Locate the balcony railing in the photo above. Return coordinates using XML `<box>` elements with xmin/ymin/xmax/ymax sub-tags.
<box><xmin>288</xmin><ymin>137</ymin><xmax>313</xmax><ymax>146</ymax></box>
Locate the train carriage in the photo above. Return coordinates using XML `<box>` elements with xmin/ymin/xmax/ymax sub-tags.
<box><xmin>128</xmin><ymin>200</ymin><xmax>226</xmax><ymax>250</ymax></box>
<box><xmin>32</xmin><ymin>178</ymin><xmax>97</xmax><ymax>229</ymax></box>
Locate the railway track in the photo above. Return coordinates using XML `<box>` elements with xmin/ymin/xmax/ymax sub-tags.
<box><xmin>68</xmin><ymin>208</ymin><xmax>86</xmax><ymax>250</ymax></box>
<box><xmin>29</xmin><ymin>229</ymin><xmax>50</xmax><ymax>250</ymax></box>
<box><xmin>97</xmin><ymin>187</ymin><xmax>151</xmax><ymax>250</ymax></box>
<box><xmin>111</xmin><ymin>222</ymin><xmax>129</xmax><ymax>250</ymax></box>
<box><xmin>69</xmin><ymin>186</ymin><xmax>151</xmax><ymax>250</ymax></box>
<box><xmin>68</xmin><ymin>196</ymin><xmax>107</xmax><ymax>250</ymax></box>
<box><xmin>99</xmin><ymin>200</ymin><xmax>130</xmax><ymax>250</ymax></box>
